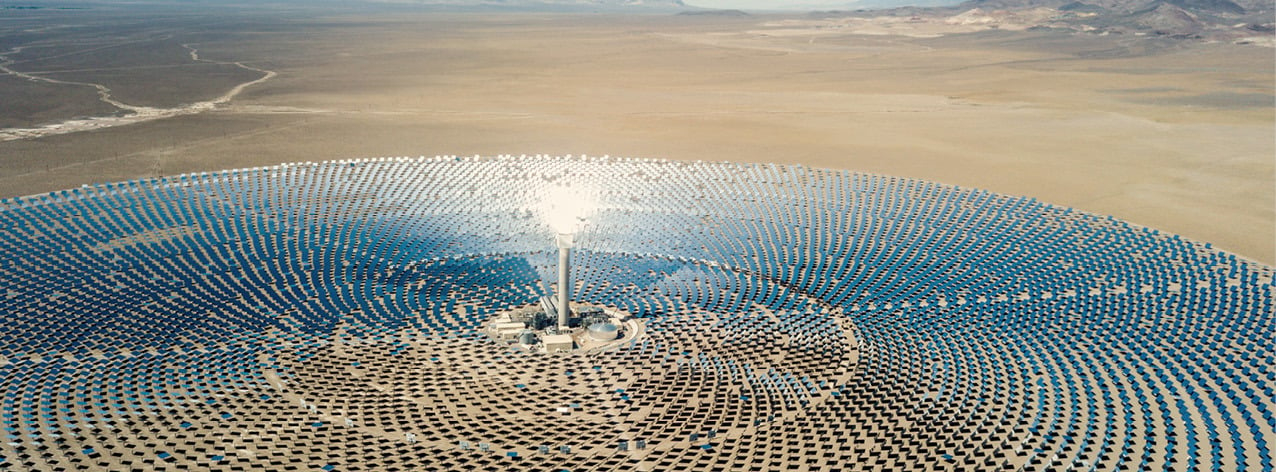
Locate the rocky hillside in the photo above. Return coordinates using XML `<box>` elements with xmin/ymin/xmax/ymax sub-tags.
<box><xmin>964</xmin><ymin>0</ymin><xmax>1271</xmax><ymax>40</ymax></box>
<box><xmin>822</xmin><ymin>0</ymin><xmax>1272</xmax><ymax>44</ymax></box>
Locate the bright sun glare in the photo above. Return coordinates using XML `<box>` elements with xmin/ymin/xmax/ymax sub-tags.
<box><xmin>540</xmin><ymin>184</ymin><xmax>598</xmax><ymax>234</ymax></box>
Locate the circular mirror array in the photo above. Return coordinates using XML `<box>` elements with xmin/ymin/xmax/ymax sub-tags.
<box><xmin>0</xmin><ymin>155</ymin><xmax>1271</xmax><ymax>471</ymax></box>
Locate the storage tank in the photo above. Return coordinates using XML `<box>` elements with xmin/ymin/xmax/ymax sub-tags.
<box><xmin>518</xmin><ymin>330</ymin><xmax>538</xmax><ymax>346</ymax></box>
<box><xmin>586</xmin><ymin>322</ymin><xmax>619</xmax><ymax>342</ymax></box>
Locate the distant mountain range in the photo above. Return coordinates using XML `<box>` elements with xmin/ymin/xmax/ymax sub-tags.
<box><xmin>820</xmin><ymin>0</ymin><xmax>1274</xmax><ymax>42</ymax></box>
<box><xmin>370</xmin><ymin>0</ymin><xmax>1270</xmax><ymax>41</ymax></box>
<box><xmin>23</xmin><ymin>0</ymin><xmax>1269</xmax><ymax>42</ymax></box>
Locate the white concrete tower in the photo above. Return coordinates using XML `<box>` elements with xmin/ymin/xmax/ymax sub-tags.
<box><xmin>556</xmin><ymin>232</ymin><xmax>574</xmax><ymax>329</ymax></box>
<box><xmin>541</xmin><ymin>181</ymin><xmax>596</xmax><ymax>331</ymax></box>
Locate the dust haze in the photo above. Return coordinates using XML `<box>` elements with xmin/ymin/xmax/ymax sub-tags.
<box><xmin>0</xmin><ymin>6</ymin><xmax>1271</xmax><ymax>263</ymax></box>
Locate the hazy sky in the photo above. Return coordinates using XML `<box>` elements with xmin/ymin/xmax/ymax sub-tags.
<box><xmin>683</xmin><ymin>0</ymin><xmax>856</xmax><ymax>8</ymax></box>
<box><xmin>681</xmin><ymin>0</ymin><xmax>960</xmax><ymax>10</ymax></box>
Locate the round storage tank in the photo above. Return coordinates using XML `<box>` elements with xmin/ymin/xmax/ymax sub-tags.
<box><xmin>587</xmin><ymin>322</ymin><xmax>619</xmax><ymax>342</ymax></box>
<box><xmin>518</xmin><ymin>330</ymin><xmax>538</xmax><ymax>346</ymax></box>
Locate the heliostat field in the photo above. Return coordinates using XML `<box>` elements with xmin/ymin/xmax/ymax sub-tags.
<box><xmin>0</xmin><ymin>155</ymin><xmax>1271</xmax><ymax>471</ymax></box>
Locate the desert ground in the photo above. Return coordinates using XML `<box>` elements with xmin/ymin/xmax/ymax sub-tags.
<box><xmin>0</xmin><ymin>7</ymin><xmax>1271</xmax><ymax>264</ymax></box>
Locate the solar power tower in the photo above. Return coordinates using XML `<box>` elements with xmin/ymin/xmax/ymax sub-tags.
<box><xmin>555</xmin><ymin>231</ymin><xmax>574</xmax><ymax>329</ymax></box>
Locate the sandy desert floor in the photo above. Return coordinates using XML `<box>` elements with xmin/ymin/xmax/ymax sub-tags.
<box><xmin>0</xmin><ymin>10</ymin><xmax>1271</xmax><ymax>264</ymax></box>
